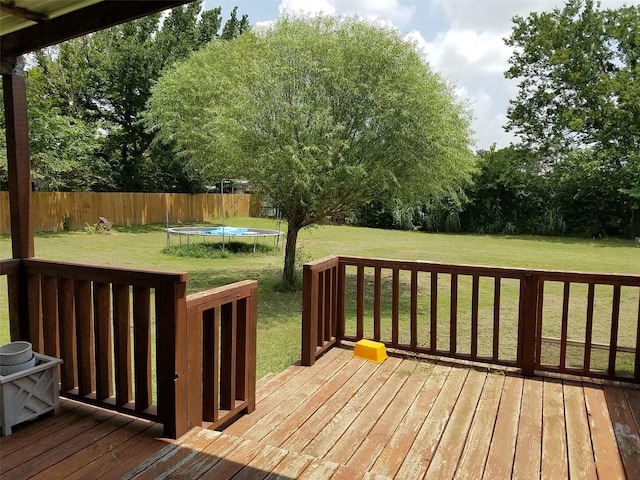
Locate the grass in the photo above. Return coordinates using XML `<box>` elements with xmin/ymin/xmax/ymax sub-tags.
<box><xmin>1</xmin><ymin>217</ymin><xmax>638</xmax><ymax>380</ymax></box>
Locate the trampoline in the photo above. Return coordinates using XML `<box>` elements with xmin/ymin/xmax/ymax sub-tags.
<box><xmin>166</xmin><ymin>225</ymin><xmax>283</xmax><ymax>252</ymax></box>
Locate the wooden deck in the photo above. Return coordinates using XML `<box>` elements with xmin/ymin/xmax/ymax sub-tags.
<box><xmin>2</xmin><ymin>345</ymin><xmax>639</xmax><ymax>479</ymax></box>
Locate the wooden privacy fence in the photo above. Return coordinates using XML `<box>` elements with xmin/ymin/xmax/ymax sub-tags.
<box><xmin>0</xmin><ymin>192</ymin><xmax>260</xmax><ymax>234</ymax></box>
<box><xmin>302</xmin><ymin>255</ymin><xmax>640</xmax><ymax>383</ymax></box>
<box><xmin>0</xmin><ymin>258</ymin><xmax>258</xmax><ymax>439</ymax></box>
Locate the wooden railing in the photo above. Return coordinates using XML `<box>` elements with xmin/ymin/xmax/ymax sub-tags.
<box><xmin>0</xmin><ymin>258</ymin><xmax>258</xmax><ymax>438</ymax></box>
<box><xmin>186</xmin><ymin>280</ymin><xmax>257</xmax><ymax>430</ymax></box>
<box><xmin>302</xmin><ymin>255</ymin><xmax>640</xmax><ymax>383</ymax></box>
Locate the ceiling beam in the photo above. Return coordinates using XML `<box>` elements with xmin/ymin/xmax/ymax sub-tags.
<box><xmin>0</xmin><ymin>2</ymin><xmax>49</xmax><ymax>23</ymax></box>
<box><xmin>1</xmin><ymin>0</ymin><xmax>194</xmax><ymax>60</ymax></box>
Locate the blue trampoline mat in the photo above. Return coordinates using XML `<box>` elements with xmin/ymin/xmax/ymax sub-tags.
<box><xmin>204</xmin><ymin>227</ymin><xmax>250</xmax><ymax>236</ymax></box>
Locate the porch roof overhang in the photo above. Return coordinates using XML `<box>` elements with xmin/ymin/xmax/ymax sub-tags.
<box><xmin>1</xmin><ymin>0</ymin><xmax>194</xmax><ymax>65</ymax></box>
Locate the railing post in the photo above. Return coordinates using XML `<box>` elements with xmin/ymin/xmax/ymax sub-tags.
<box><xmin>301</xmin><ymin>263</ymin><xmax>317</xmax><ymax>366</ymax></box>
<box><xmin>519</xmin><ymin>272</ymin><xmax>538</xmax><ymax>376</ymax></box>
<box><xmin>247</xmin><ymin>283</ymin><xmax>258</xmax><ymax>413</ymax></box>
<box><xmin>156</xmin><ymin>279</ymin><xmax>199</xmax><ymax>439</ymax></box>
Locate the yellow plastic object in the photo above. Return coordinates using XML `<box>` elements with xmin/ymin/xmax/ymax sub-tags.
<box><xmin>353</xmin><ymin>339</ymin><xmax>387</xmax><ymax>363</ymax></box>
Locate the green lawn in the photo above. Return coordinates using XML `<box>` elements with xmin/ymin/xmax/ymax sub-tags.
<box><xmin>1</xmin><ymin>218</ymin><xmax>638</xmax><ymax>379</ymax></box>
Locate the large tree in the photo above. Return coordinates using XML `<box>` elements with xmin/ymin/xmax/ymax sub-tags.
<box><xmin>505</xmin><ymin>0</ymin><xmax>640</xmax><ymax>159</ymax></box>
<box><xmin>19</xmin><ymin>2</ymin><xmax>248</xmax><ymax>192</ymax></box>
<box><xmin>504</xmin><ymin>0</ymin><xmax>640</xmax><ymax>236</ymax></box>
<box><xmin>147</xmin><ymin>15</ymin><xmax>475</xmax><ymax>287</ymax></box>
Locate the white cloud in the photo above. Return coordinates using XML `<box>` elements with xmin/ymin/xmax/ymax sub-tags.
<box><xmin>432</xmin><ymin>0</ymin><xmax>631</xmax><ymax>33</ymax></box>
<box><xmin>279</xmin><ymin>0</ymin><xmax>335</xmax><ymax>16</ymax></box>
<box><xmin>424</xmin><ymin>28</ymin><xmax>511</xmax><ymax>77</ymax></box>
<box><xmin>279</xmin><ymin>0</ymin><xmax>415</xmax><ymax>25</ymax></box>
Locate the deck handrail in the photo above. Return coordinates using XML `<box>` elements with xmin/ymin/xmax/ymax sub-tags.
<box><xmin>2</xmin><ymin>258</ymin><xmax>258</xmax><ymax>438</ymax></box>
<box><xmin>302</xmin><ymin>255</ymin><xmax>640</xmax><ymax>383</ymax></box>
<box><xmin>186</xmin><ymin>280</ymin><xmax>258</xmax><ymax>430</ymax></box>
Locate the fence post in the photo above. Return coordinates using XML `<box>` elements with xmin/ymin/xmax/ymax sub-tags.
<box><xmin>519</xmin><ymin>272</ymin><xmax>538</xmax><ymax>376</ymax></box>
<box><xmin>301</xmin><ymin>264</ymin><xmax>317</xmax><ymax>366</ymax></box>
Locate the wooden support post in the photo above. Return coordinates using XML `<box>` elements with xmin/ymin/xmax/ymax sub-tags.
<box><xmin>301</xmin><ymin>264</ymin><xmax>317</xmax><ymax>366</ymax></box>
<box><xmin>2</xmin><ymin>56</ymin><xmax>34</xmax><ymax>342</ymax></box>
<box><xmin>155</xmin><ymin>280</ymin><xmax>193</xmax><ymax>439</ymax></box>
<box><xmin>519</xmin><ymin>272</ymin><xmax>538</xmax><ymax>376</ymax></box>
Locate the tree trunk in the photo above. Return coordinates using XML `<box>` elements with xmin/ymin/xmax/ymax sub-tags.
<box><xmin>282</xmin><ymin>222</ymin><xmax>301</xmax><ymax>289</ymax></box>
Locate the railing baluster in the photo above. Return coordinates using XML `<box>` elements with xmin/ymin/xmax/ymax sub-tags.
<box><xmin>324</xmin><ymin>268</ymin><xmax>332</xmax><ymax>342</ymax></box>
<box><xmin>133</xmin><ymin>286</ymin><xmax>152</xmax><ymax>411</ymax></box>
<box><xmin>75</xmin><ymin>279</ymin><xmax>94</xmax><ymax>396</ymax></box>
<box><xmin>113</xmin><ymin>283</ymin><xmax>131</xmax><ymax>406</ymax></box>
<box><xmin>608</xmin><ymin>285</ymin><xmax>621</xmax><ymax>377</ymax></box>
<box><xmin>220</xmin><ymin>301</ymin><xmax>237</xmax><ymax>410</ymax></box>
<box><xmin>337</xmin><ymin>262</ymin><xmax>346</xmax><ymax>344</ymax></box>
<box><xmin>535</xmin><ymin>280</ymin><xmax>545</xmax><ymax>369</ymax></box>
<box><xmin>471</xmin><ymin>274</ymin><xmax>479</xmax><ymax>358</ymax></box>
<box><xmin>236</xmin><ymin>298</ymin><xmax>249</xmax><ymax>403</ymax></box>
<box><xmin>430</xmin><ymin>272</ymin><xmax>437</xmax><ymax>353</ymax></box>
<box><xmin>450</xmin><ymin>273</ymin><xmax>458</xmax><ymax>354</ymax></box>
<box><xmin>392</xmin><ymin>269</ymin><xmax>399</xmax><ymax>345</ymax></box>
<box><xmin>58</xmin><ymin>277</ymin><xmax>76</xmax><ymax>392</ymax></box>
<box><xmin>584</xmin><ymin>284</ymin><xmax>595</xmax><ymax>374</ymax></box>
<box><xmin>318</xmin><ymin>270</ymin><xmax>326</xmax><ymax>346</ymax></box>
<box><xmin>27</xmin><ymin>273</ymin><xmax>42</xmax><ymax>352</ymax></box>
<box><xmin>492</xmin><ymin>277</ymin><xmax>501</xmax><ymax>361</ymax></box>
<box><xmin>202</xmin><ymin>307</ymin><xmax>218</xmax><ymax>422</ymax></box>
<box><xmin>42</xmin><ymin>275</ymin><xmax>59</xmax><ymax>359</ymax></box>
<box><xmin>410</xmin><ymin>270</ymin><xmax>418</xmax><ymax>349</ymax></box>
<box><xmin>93</xmin><ymin>281</ymin><xmax>112</xmax><ymax>400</ymax></box>
<box><xmin>356</xmin><ymin>265</ymin><xmax>364</xmax><ymax>339</ymax></box>
<box><xmin>560</xmin><ymin>282</ymin><xmax>570</xmax><ymax>370</ymax></box>
<box><xmin>374</xmin><ymin>267</ymin><xmax>381</xmax><ymax>341</ymax></box>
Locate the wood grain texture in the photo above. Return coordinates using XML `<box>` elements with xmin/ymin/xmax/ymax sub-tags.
<box><xmin>512</xmin><ymin>377</ymin><xmax>543</xmax><ymax>480</ymax></box>
<box><xmin>541</xmin><ymin>379</ymin><xmax>568</xmax><ymax>480</ymax></box>
<box><xmin>1</xmin><ymin>348</ymin><xmax>637</xmax><ymax>480</ymax></box>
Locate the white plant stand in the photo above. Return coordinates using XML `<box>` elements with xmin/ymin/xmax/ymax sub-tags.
<box><xmin>0</xmin><ymin>352</ymin><xmax>63</xmax><ymax>435</ymax></box>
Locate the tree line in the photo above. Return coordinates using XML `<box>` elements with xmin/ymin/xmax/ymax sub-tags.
<box><xmin>1</xmin><ymin>0</ymin><xmax>637</xmax><ymax>245</ymax></box>
<box><xmin>356</xmin><ymin>0</ymin><xmax>640</xmax><ymax>239</ymax></box>
<box><xmin>0</xmin><ymin>1</ymin><xmax>248</xmax><ymax>193</ymax></box>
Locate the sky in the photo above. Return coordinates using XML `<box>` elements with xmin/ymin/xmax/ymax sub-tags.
<box><xmin>205</xmin><ymin>0</ymin><xmax>631</xmax><ymax>151</ymax></box>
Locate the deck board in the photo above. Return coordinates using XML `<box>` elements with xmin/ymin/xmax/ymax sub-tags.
<box><xmin>583</xmin><ymin>382</ymin><xmax>626</xmax><ymax>480</ymax></box>
<box><xmin>280</xmin><ymin>357</ymin><xmax>380</xmax><ymax>453</ymax></box>
<box><xmin>302</xmin><ymin>356</ymin><xmax>403</xmax><ymax>459</ymax></box>
<box><xmin>564</xmin><ymin>380</ymin><xmax>597</xmax><ymax>480</ymax></box>
<box><xmin>1</xmin><ymin>345</ymin><xmax>639</xmax><ymax>480</ymax></box>
<box><xmin>326</xmin><ymin>358</ymin><xmax>413</xmax><ymax>465</ymax></box>
<box><xmin>604</xmin><ymin>384</ymin><xmax>640</xmax><ymax>480</ymax></box>
<box><xmin>453</xmin><ymin>372</ymin><xmax>505</xmax><ymax>480</ymax></box>
<box><xmin>482</xmin><ymin>374</ymin><xmax>523</xmax><ymax>480</ymax></box>
<box><xmin>394</xmin><ymin>364</ymin><xmax>469</xmax><ymax>479</ymax></box>
<box><xmin>369</xmin><ymin>361</ymin><xmax>450</xmax><ymax>477</ymax></box>
<box><xmin>425</xmin><ymin>367</ymin><xmax>486</xmax><ymax>480</ymax></box>
<box><xmin>346</xmin><ymin>359</ymin><xmax>431</xmax><ymax>472</ymax></box>
<box><xmin>511</xmin><ymin>376</ymin><xmax>543</xmax><ymax>480</ymax></box>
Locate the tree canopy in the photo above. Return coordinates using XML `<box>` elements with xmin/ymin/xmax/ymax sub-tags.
<box><xmin>505</xmin><ymin>0</ymin><xmax>640</xmax><ymax>160</ymax></box>
<box><xmin>0</xmin><ymin>1</ymin><xmax>249</xmax><ymax>192</ymax></box>
<box><xmin>500</xmin><ymin>0</ymin><xmax>640</xmax><ymax>237</ymax></box>
<box><xmin>147</xmin><ymin>15</ymin><xmax>475</xmax><ymax>286</ymax></box>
